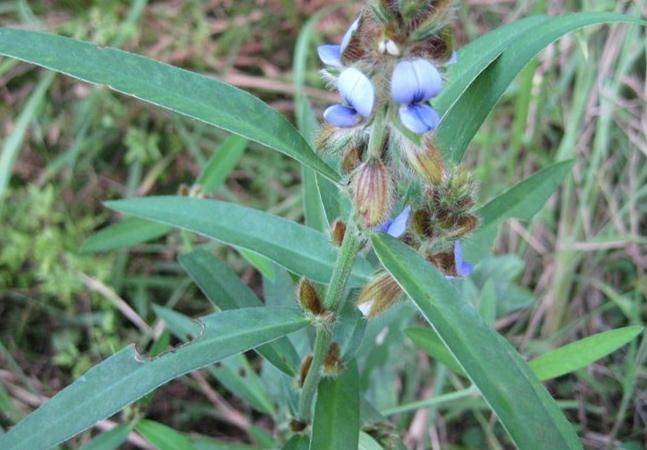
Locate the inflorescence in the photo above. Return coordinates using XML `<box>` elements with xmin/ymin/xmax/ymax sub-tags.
<box><xmin>313</xmin><ymin>0</ymin><xmax>481</xmax><ymax>318</ymax></box>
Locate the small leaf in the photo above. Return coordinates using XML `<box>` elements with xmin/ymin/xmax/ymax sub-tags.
<box><xmin>0</xmin><ymin>307</ymin><xmax>308</xmax><ymax>450</ymax></box>
<box><xmin>106</xmin><ymin>196</ymin><xmax>373</xmax><ymax>285</ymax></box>
<box><xmin>0</xmin><ymin>28</ymin><xmax>339</xmax><ymax>181</ymax></box>
<box><xmin>529</xmin><ymin>326</ymin><xmax>643</xmax><ymax>381</ymax></box>
<box><xmin>310</xmin><ymin>362</ymin><xmax>360</xmax><ymax>450</ymax></box>
<box><xmin>464</xmin><ymin>160</ymin><xmax>574</xmax><ymax>262</ymax></box>
<box><xmin>136</xmin><ymin>420</ymin><xmax>196</xmax><ymax>450</ymax></box>
<box><xmin>405</xmin><ymin>328</ymin><xmax>465</xmax><ymax>376</ymax></box>
<box><xmin>179</xmin><ymin>249</ymin><xmax>300</xmax><ymax>375</ymax></box>
<box><xmin>197</xmin><ymin>135</ymin><xmax>248</xmax><ymax>193</ymax></box>
<box><xmin>238</xmin><ymin>248</ymin><xmax>276</xmax><ymax>281</ymax></box>
<box><xmin>80</xmin><ymin>217</ymin><xmax>171</xmax><ymax>253</ymax></box>
<box><xmin>79</xmin><ymin>425</ymin><xmax>131</xmax><ymax>450</ymax></box>
<box><xmin>372</xmin><ymin>234</ymin><xmax>581</xmax><ymax>450</ymax></box>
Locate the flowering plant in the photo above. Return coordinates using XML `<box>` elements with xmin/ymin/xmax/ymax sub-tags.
<box><xmin>0</xmin><ymin>1</ymin><xmax>643</xmax><ymax>449</ymax></box>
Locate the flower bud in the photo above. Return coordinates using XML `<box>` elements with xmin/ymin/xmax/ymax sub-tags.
<box><xmin>402</xmin><ymin>136</ymin><xmax>445</xmax><ymax>184</ymax></box>
<box><xmin>323</xmin><ymin>342</ymin><xmax>343</xmax><ymax>375</ymax></box>
<box><xmin>411</xmin><ymin>26</ymin><xmax>455</xmax><ymax>62</ymax></box>
<box><xmin>412</xmin><ymin>208</ymin><xmax>433</xmax><ymax>238</ymax></box>
<box><xmin>289</xmin><ymin>419</ymin><xmax>307</xmax><ymax>432</ymax></box>
<box><xmin>357</xmin><ymin>272</ymin><xmax>402</xmax><ymax>318</ymax></box>
<box><xmin>352</xmin><ymin>158</ymin><xmax>393</xmax><ymax>227</ymax></box>
<box><xmin>429</xmin><ymin>250</ymin><xmax>455</xmax><ymax>276</ymax></box>
<box><xmin>297</xmin><ymin>278</ymin><xmax>324</xmax><ymax>315</ymax></box>
<box><xmin>331</xmin><ymin>219</ymin><xmax>347</xmax><ymax>246</ymax></box>
<box><xmin>299</xmin><ymin>354</ymin><xmax>313</xmax><ymax>387</ymax></box>
<box><xmin>315</xmin><ymin>125</ymin><xmax>354</xmax><ymax>154</ymax></box>
<box><xmin>341</xmin><ymin>145</ymin><xmax>363</xmax><ymax>174</ymax></box>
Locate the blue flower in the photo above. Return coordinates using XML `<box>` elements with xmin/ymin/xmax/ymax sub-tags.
<box><xmin>317</xmin><ymin>17</ymin><xmax>360</xmax><ymax>68</ymax></box>
<box><xmin>377</xmin><ymin>206</ymin><xmax>411</xmax><ymax>237</ymax></box>
<box><xmin>454</xmin><ymin>240</ymin><xmax>474</xmax><ymax>277</ymax></box>
<box><xmin>324</xmin><ymin>67</ymin><xmax>375</xmax><ymax>127</ymax></box>
<box><xmin>391</xmin><ymin>59</ymin><xmax>443</xmax><ymax>134</ymax></box>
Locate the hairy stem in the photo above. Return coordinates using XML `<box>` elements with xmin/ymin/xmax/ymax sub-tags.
<box><xmin>298</xmin><ymin>219</ymin><xmax>363</xmax><ymax>420</ymax></box>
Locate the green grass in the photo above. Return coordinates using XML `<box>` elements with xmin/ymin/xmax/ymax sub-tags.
<box><xmin>0</xmin><ymin>0</ymin><xmax>644</xmax><ymax>448</ymax></box>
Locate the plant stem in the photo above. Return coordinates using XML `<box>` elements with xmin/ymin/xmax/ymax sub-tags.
<box><xmin>298</xmin><ymin>219</ymin><xmax>363</xmax><ymax>420</ymax></box>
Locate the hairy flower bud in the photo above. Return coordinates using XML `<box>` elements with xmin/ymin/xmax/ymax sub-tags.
<box><xmin>323</xmin><ymin>342</ymin><xmax>343</xmax><ymax>375</ymax></box>
<box><xmin>299</xmin><ymin>354</ymin><xmax>314</xmax><ymax>387</ymax></box>
<box><xmin>341</xmin><ymin>144</ymin><xmax>363</xmax><ymax>174</ymax></box>
<box><xmin>352</xmin><ymin>158</ymin><xmax>393</xmax><ymax>227</ymax></box>
<box><xmin>297</xmin><ymin>278</ymin><xmax>324</xmax><ymax>315</ymax></box>
<box><xmin>402</xmin><ymin>136</ymin><xmax>445</xmax><ymax>184</ymax></box>
<box><xmin>357</xmin><ymin>271</ymin><xmax>402</xmax><ymax>318</ymax></box>
<box><xmin>331</xmin><ymin>219</ymin><xmax>347</xmax><ymax>246</ymax></box>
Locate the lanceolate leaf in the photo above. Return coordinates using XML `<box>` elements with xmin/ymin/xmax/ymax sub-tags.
<box><xmin>179</xmin><ymin>249</ymin><xmax>300</xmax><ymax>376</ymax></box>
<box><xmin>371</xmin><ymin>234</ymin><xmax>581</xmax><ymax>450</ymax></box>
<box><xmin>0</xmin><ymin>28</ymin><xmax>339</xmax><ymax>182</ymax></box>
<box><xmin>106</xmin><ymin>197</ymin><xmax>373</xmax><ymax>285</ymax></box>
<box><xmin>434</xmin><ymin>15</ymin><xmax>549</xmax><ymax>114</ymax></box>
<box><xmin>136</xmin><ymin>420</ymin><xmax>196</xmax><ymax>450</ymax></box>
<box><xmin>529</xmin><ymin>326</ymin><xmax>643</xmax><ymax>381</ymax></box>
<box><xmin>0</xmin><ymin>307</ymin><xmax>309</xmax><ymax>450</ymax></box>
<box><xmin>408</xmin><ymin>325</ymin><xmax>643</xmax><ymax>381</ymax></box>
<box><xmin>310</xmin><ymin>362</ymin><xmax>360</xmax><ymax>450</ymax></box>
<box><xmin>153</xmin><ymin>305</ymin><xmax>275</xmax><ymax>414</ymax></box>
<box><xmin>463</xmin><ymin>160</ymin><xmax>574</xmax><ymax>262</ymax></box>
<box><xmin>436</xmin><ymin>13</ymin><xmax>644</xmax><ymax>162</ymax></box>
<box><xmin>197</xmin><ymin>135</ymin><xmax>248</xmax><ymax>193</ymax></box>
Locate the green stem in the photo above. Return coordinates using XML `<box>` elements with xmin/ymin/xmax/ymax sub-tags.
<box><xmin>298</xmin><ymin>220</ymin><xmax>363</xmax><ymax>420</ymax></box>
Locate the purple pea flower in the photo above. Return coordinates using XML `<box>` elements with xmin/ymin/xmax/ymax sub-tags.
<box><xmin>377</xmin><ymin>206</ymin><xmax>411</xmax><ymax>237</ymax></box>
<box><xmin>453</xmin><ymin>240</ymin><xmax>474</xmax><ymax>277</ymax></box>
<box><xmin>324</xmin><ymin>67</ymin><xmax>375</xmax><ymax>127</ymax></box>
<box><xmin>391</xmin><ymin>59</ymin><xmax>443</xmax><ymax>134</ymax></box>
<box><xmin>317</xmin><ymin>17</ymin><xmax>360</xmax><ymax>68</ymax></box>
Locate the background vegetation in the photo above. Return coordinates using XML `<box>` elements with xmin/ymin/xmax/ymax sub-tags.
<box><xmin>0</xmin><ymin>0</ymin><xmax>645</xmax><ymax>448</ymax></box>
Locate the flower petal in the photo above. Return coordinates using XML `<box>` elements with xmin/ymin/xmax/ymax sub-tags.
<box><xmin>338</xmin><ymin>67</ymin><xmax>375</xmax><ymax>117</ymax></box>
<box><xmin>391</xmin><ymin>58</ymin><xmax>443</xmax><ymax>105</ymax></box>
<box><xmin>324</xmin><ymin>104</ymin><xmax>360</xmax><ymax>127</ymax></box>
<box><xmin>317</xmin><ymin>45</ymin><xmax>342</xmax><ymax>67</ymax></box>
<box><xmin>386</xmin><ymin>206</ymin><xmax>411</xmax><ymax>238</ymax></box>
<box><xmin>341</xmin><ymin>17</ymin><xmax>361</xmax><ymax>53</ymax></box>
<box><xmin>399</xmin><ymin>104</ymin><xmax>440</xmax><ymax>134</ymax></box>
<box><xmin>454</xmin><ymin>241</ymin><xmax>474</xmax><ymax>277</ymax></box>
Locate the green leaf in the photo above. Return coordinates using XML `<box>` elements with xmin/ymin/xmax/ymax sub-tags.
<box><xmin>197</xmin><ymin>135</ymin><xmax>248</xmax><ymax>193</ymax></box>
<box><xmin>405</xmin><ymin>328</ymin><xmax>465</xmax><ymax>376</ymax></box>
<box><xmin>79</xmin><ymin>425</ymin><xmax>131</xmax><ymax>450</ymax></box>
<box><xmin>0</xmin><ymin>71</ymin><xmax>55</xmax><ymax>199</ymax></box>
<box><xmin>0</xmin><ymin>28</ymin><xmax>339</xmax><ymax>182</ymax></box>
<box><xmin>310</xmin><ymin>362</ymin><xmax>360</xmax><ymax>450</ymax></box>
<box><xmin>283</xmin><ymin>435</ymin><xmax>310</xmax><ymax>450</ymax></box>
<box><xmin>106</xmin><ymin>196</ymin><xmax>373</xmax><ymax>285</ymax></box>
<box><xmin>434</xmin><ymin>15</ymin><xmax>549</xmax><ymax>114</ymax></box>
<box><xmin>371</xmin><ymin>234</ymin><xmax>582</xmax><ymax>450</ymax></box>
<box><xmin>238</xmin><ymin>248</ymin><xmax>276</xmax><ymax>282</ymax></box>
<box><xmin>529</xmin><ymin>326</ymin><xmax>643</xmax><ymax>381</ymax></box>
<box><xmin>0</xmin><ymin>307</ymin><xmax>308</xmax><ymax>450</ymax></box>
<box><xmin>436</xmin><ymin>13</ymin><xmax>644</xmax><ymax>162</ymax></box>
<box><xmin>179</xmin><ymin>249</ymin><xmax>300</xmax><ymax>375</ymax></box>
<box><xmin>80</xmin><ymin>217</ymin><xmax>171</xmax><ymax>253</ymax></box>
<box><xmin>153</xmin><ymin>305</ymin><xmax>275</xmax><ymax>414</ymax></box>
<box><xmin>136</xmin><ymin>420</ymin><xmax>195</xmax><ymax>450</ymax></box>
<box><xmin>358</xmin><ymin>432</ymin><xmax>384</xmax><ymax>450</ymax></box>
<box><xmin>464</xmin><ymin>160</ymin><xmax>574</xmax><ymax>262</ymax></box>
